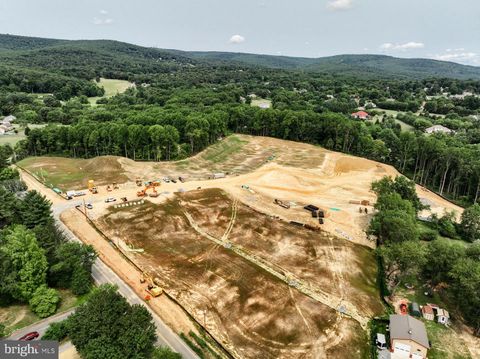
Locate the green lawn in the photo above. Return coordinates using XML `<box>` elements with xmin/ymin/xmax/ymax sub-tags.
<box><xmin>199</xmin><ymin>135</ymin><xmax>248</xmax><ymax>163</ymax></box>
<box><xmin>251</xmin><ymin>98</ymin><xmax>272</xmax><ymax>109</ymax></box>
<box><xmin>370</xmin><ymin>108</ymin><xmax>414</xmax><ymax>132</ymax></box>
<box><xmin>88</xmin><ymin>78</ymin><xmax>134</xmax><ymax>105</ymax></box>
<box><xmin>0</xmin><ymin>123</ymin><xmax>49</xmax><ymax>146</ymax></box>
<box><xmin>0</xmin><ymin>289</ymin><xmax>90</xmax><ymax>336</ymax></box>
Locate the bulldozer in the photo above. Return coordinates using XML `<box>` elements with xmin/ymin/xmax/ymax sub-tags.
<box><xmin>141</xmin><ymin>272</ymin><xmax>162</xmax><ymax>297</ymax></box>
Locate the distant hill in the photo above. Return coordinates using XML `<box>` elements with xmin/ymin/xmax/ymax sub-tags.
<box><xmin>1</xmin><ymin>33</ymin><xmax>480</xmax><ymax>80</ymax></box>
<box><xmin>186</xmin><ymin>51</ymin><xmax>480</xmax><ymax>80</ymax></box>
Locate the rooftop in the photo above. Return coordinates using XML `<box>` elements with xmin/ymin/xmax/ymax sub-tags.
<box><xmin>390</xmin><ymin>314</ymin><xmax>430</xmax><ymax>349</ymax></box>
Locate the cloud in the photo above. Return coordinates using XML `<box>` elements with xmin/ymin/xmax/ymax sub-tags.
<box><xmin>228</xmin><ymin>35</ymin><xmax>245</xmax><ymax>44</ymax></box>
<box><xmin>327</xmin><ymin>0</ymin><xmax>353</xmax><ymax>11</ymax></box>
<box><xmin>99</xmin><ymin>9</ymin><xmax>108</xmax><ymax>15</ymax></box>
<box><xmin>380</xmin><ymin>42</ymin><xmax>425</xmax><ymax>51</ymax></box>
<box><xmin>93</xmin><ymin>17</ymin><xmax>114</xmax><ymax>25</ymax></box>
<box><xmin>433</xmin><ymin>49</ymin><xmax>480</xmax><ymax>65</ymax></box>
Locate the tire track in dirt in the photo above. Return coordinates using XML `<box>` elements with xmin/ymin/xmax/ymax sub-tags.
<box><xmin>182</xmin><ymin>210</ymin><xmax>369</xmax><ymax>329</ymax></box>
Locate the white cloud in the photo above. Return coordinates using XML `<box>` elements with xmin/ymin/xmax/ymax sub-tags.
<box><xmin>93</xmin><ymin>17</ymin><xmax>114</xmax><ymax>25</ymax></box>
<box><xmin>228</xmin><ymin>35</ymin><xmax>245</xmax><ymax>44</ymax></box>
<box><xmin>433</xmin><ymin>49</ymin><xmax>480</xmax><ymax>65</ymax></box>
<box><xmin>99</xmin><ymin>9</ymin><xmax>108</xmax><ymax>15</ymax></box>
<box><xmin>327</xmin><ymin>0</ymin><xmax>353</xmax><ymax>11</ymax></box>
<box><xmin>380</xmin><ymin>42</ymin><xmax>425</xmax><ymax>51</ymax></box>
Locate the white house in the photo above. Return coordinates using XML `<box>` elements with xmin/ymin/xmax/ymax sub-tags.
<box><xmin>425</xmin><ymin>125</ymin><xmax>454</xmax><ymax>135</ymax></box>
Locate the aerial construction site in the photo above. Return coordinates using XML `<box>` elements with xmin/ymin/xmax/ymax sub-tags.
<box><xmin>18</xmin><ymin>135</ymin><xmax>464</xmax><ymax>359</ymax></box>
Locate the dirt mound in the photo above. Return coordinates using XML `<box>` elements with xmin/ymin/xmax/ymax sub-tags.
<box><xmin>83</xmin><ymin>156</ymin><xmax>124</xmax><ymax>173</ymax></box>
<box><xmin>333</xmin><ymin>156</ymin><xmax>377</xmax><ymax>175</ymax></box>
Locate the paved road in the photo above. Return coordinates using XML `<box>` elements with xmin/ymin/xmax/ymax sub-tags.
<box><xmin>15</xmin><ymin>169</ymin><xmax>199</xmax><ymax>359</ymax></box>
<box><xmin>7</xmin><ymin>309</ymin><xmax>75</xmax><ymax>341</ymax></box>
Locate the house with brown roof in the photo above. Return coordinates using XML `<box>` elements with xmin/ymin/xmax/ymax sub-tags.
<box><xmin>351</xmin><ymin>110</ymin><xmax>369</xmax><ymax>120</ymax></box>
<box><xmin>421</xmin><ymin>304</ymin><xmax>434</xmax><ymax>321</ymax></box>
<box><xmin>390</xmin><ymin>314</ymin><xmax>429</xmax><ymax>359</ymax></box>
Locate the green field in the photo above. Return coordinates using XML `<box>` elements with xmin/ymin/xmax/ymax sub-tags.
<box><xmin>88</xmin><ymin>78</ymin><xmax>134</xmax><ymax>105</ymax></box>
<box><xmin>370</xmin><ymin>108</ymin><xmax>414</xmax><ymax>132</ymax></box>
<box><xmin>251</xmin><ymin>98</ymin><xmax>272</xmax><ymax>109</ymax></box>
<box><xmin>0</xmin><ymin>124</ymin><xmax>49</xmax><ymax>146</ymax></box>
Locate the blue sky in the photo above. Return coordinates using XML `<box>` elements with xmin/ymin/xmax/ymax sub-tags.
<box><xmin>0</xmin><ymin>0</ymin><xmax>479</xmax><ymax>65</ymax></box>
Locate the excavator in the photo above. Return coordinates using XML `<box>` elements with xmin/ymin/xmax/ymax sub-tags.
<box><xmin>137</xmin><ymin>183</ymin><xmax>160</xmax><ymax>197</ymax></box>
<box><xmin>140</xmin><ymin>272</ymin><xmax>162</xmax><ymax>297</ymax></box>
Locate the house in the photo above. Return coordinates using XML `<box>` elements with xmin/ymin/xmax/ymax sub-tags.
<box><xmin>422</xmin><ymin>305</ymin><xmax>434</xmax><ymax>321</ymax></box>
<box><xmin>436</xmin><ymin>308</ymin><xmax>450</xmax><ymax>325</ymax></box>
<box><xmin>390</xmin><ymin>314</ymin><xmax>430</xmax><ymax>359</ymax></box>
<box><xmin>2</xmin><ymin>115</ymin><xmax>16</xmax><ymax>122</ymax></box>
<box><xmin>425</xmin><ymin>125</ymin><xmax>453</xmax><ymax>134</ymax></box>
<box><xmin>351</xmin><ymin>111</ymin><xmax>370</xmax><ymax>120</ymax></box>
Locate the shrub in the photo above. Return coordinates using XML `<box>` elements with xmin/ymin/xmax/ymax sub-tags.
<box><xmin>29</xmin><ymin>286</ymin><xmax>60</xmax><ymax>318</ymax></box>
<box><xmin>419</xmin><ymin>228</ymin><xmax>438</xmax><ymax>241</ymax></box>
<box><xmin>42</xmin><ymin>320</ymin><xmax>69</xmax><ymax>341</ymax></box>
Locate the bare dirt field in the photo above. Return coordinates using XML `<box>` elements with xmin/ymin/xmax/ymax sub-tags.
<box><xmin>95</xmin><ymin>193</ymin><xmax>371</xmax><ymax>359</ymax></box>
<box><xmin>19</xmin><ymin>134</ymin><xmax>463</xmax><ymax>247</ymax></box>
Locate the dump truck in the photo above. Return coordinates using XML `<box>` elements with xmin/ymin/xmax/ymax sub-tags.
<box><xmin>274</xmin><ymin>199</ymin><xmax>290</xmax><ymax>209</ymax></box>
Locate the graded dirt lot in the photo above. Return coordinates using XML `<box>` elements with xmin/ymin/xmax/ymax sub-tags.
<box><xmin>95</xmin><ymin>192</ymin><xmax>371</xmax><ymax>359</ymax></box>
<box><xmin>19</xmin><ymin>134</ymin><xmax>463</xmax><ymax>247</ymax></box>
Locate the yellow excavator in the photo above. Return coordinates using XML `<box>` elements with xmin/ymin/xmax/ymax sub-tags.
<box><xmin>140</xmin><ymin>272</ymin><xmax>162</xmax><ymax>297</ymax></box>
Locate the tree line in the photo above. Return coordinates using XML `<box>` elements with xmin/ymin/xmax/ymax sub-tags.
<box><xmin>369</xmin><ymin>176</ymin><xmax>480</xmax><ymax>335</ymax></box>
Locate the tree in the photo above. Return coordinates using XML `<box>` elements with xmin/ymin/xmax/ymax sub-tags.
<box><xmin>42</xmin><ymin>320</ymin><xmax>69</xmax><ymax>341</ymax></box>
<box><xmin>0</xmin><ymin>225</ymin><xmax>48</xmax><ymax>301</ymax></box>
<box><xmin>20</xmin><ymin>191</ymin><xmax>53</xmax><ymax>229</ymax></box>
<box><xmin>460</xmin><ymin>203</ymin><xmax>480</xmax><ymax>242</ymax></box>
<box><xmin>372</xmin><ymin>176</ymin><xmax>424</xmax><ymax>214</ymax></box>
<box><xmin>48</xmin><ymin>242</ymin><xmax>96</xmax><ymax>293</ymax></box>
<box><xmin>0</xmin><ymin>187</ymin><xmax>18</xmax><ymax>228</ymax></box>
<box><xmin>68</xmin><ymin>284</ymin><xmax>157</xmax><ymax>359</ymax></box>
<box><xmin>423</xmin><ymin>239</ymin><xmax>465</xmax><ymax>285</ymax></box>
<box><xmin>29</xmin><ymin>285</ymin><xmax>60</xmax><ymax>318</ymax></box>
<box><xmin>152</xmin><ymin>346</ymin><xmax>182</xmax><ymax>359</ymax></box>
<box><xmin>377</xmin><ymin>241</ymin><xmax>427</xmax><ymax>293</ymax></box>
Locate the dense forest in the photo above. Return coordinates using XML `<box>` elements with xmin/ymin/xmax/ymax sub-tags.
<box><xmin>2</xmin><ymin>33</ymin><xmax>480</xmax><ymax>206</ymax></box>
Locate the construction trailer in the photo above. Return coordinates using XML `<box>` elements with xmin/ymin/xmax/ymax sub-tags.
<box><xmin>212</xmin><ymin>172</ymin><xmax>226</xmax><ymax>179</ymax></box>
<box><xmin>304</xmin><ymin>204</ymin><xmax>319</xmax><ymax>212</ymax></box>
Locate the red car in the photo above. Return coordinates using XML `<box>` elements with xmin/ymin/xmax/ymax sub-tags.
<box><xmin>19</xmin><ymin>331</ymin><xmax>39</xmax><ymax>341</ymax></box>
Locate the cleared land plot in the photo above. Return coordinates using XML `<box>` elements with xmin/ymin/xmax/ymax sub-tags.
<box><xmin>88</xmin><ymin>78</ymin><xmax>134</xmax><ymax>105</ymax></box>
<box><xmin>180</xmin><ymin>188</ymin><xmax>384</xmax><ymax>317</ymax></box>
<box><xmin>18</xmin><ymin>156</ymin><xmax>128</xmax><ymax>191</ymax></box>
<box><xmin>251</xmin><ymin>98</ymin><xmax>272</xmax><ymax>109</ymax></box>
<box><xmin>96</xmin><ymin>193</ymin><xmax>370</xmax><ymax>359</ymax></box>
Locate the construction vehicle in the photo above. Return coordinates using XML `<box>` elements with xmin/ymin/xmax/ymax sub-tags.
<box><xmin>274</xmin><ymin>199</ymin><xmax>290</xmax><ymax>209</ymax></box>
<box><xmin>135</xmin><ymin>178</ymin><xmax>143</xmax><ymax>187</ymax></box>
<box><xmin>113</xmin><ymin>182</ymin><xmax>119</xmax><ymax>190</ymax></box>
<box><xmin>137</xmin><ymin>182</ymin><xmax>161</xmax><ymax>197</ymax></box>
<box><xmin>121</xmin><ymin>197</ymin><xmax>128</xmax><ymax>202</ymax></box>
<box><xmin>88</xmin><ymin>180</ymin><xmax>98</xmax><ymax>194</ymax></box>
<box><xmin>141</xmin><ymin>272</ymin><xmax>162</xmax><ymax>297</ymax></box>
<box><xmin>106</xmin><ymin>185</ymin><xmax>112</xmax><ymax>192</ymax></box>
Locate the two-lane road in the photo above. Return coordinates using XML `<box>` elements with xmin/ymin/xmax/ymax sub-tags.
<box><xmin>16</xmin><ymin>168</ymin><xmax>199</xmax><ymax>359</ymax></box>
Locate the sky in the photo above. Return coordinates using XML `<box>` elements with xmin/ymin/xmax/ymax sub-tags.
<box><xmin>0</xmin><ymin>0</ymin><xmax>479</xmax><ymax>65</ymax></box>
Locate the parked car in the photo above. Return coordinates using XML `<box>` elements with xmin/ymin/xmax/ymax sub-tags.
<box><xmin>19</xmin><ymin>331</ymin><xmax>39</xmax><ymax>341</ymax></box>
<box><xmin>376</xmin><ymin>333</ymin><xmax>387</xmax><ymax>349</ymax></box>
<box><xmin>105</xmin><ymin>197</ymin><xmax>117</xmax><ymax>203</ymax></box>
<box><xmin>86</xmin><ymin>203</ymin><xmax>93</xmax><ymax>209</ymax></box>
<box><xmin>171</xmin><ymin>179</ymin><xmax>177</xmax><ymax>183</ymax></box>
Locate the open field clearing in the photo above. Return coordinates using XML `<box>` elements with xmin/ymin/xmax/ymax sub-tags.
<box><xmin>251</xmin><ymin>98</ymin><xmax>272</xmax><ymax>109</ymax></box>
<box><xmin>19</xmin><ymin>134</ymin><xmax>463</xmax><ymax>246</ymax></box>
<box><xmin>88</xmin><ymin>78</ymin><xmax>134</xmax><ymax>105</ymax></box>
<box><xmin>95</xmin><ymin>192</ymin><xmax>371</xmax><ymax>359</ymax></box>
